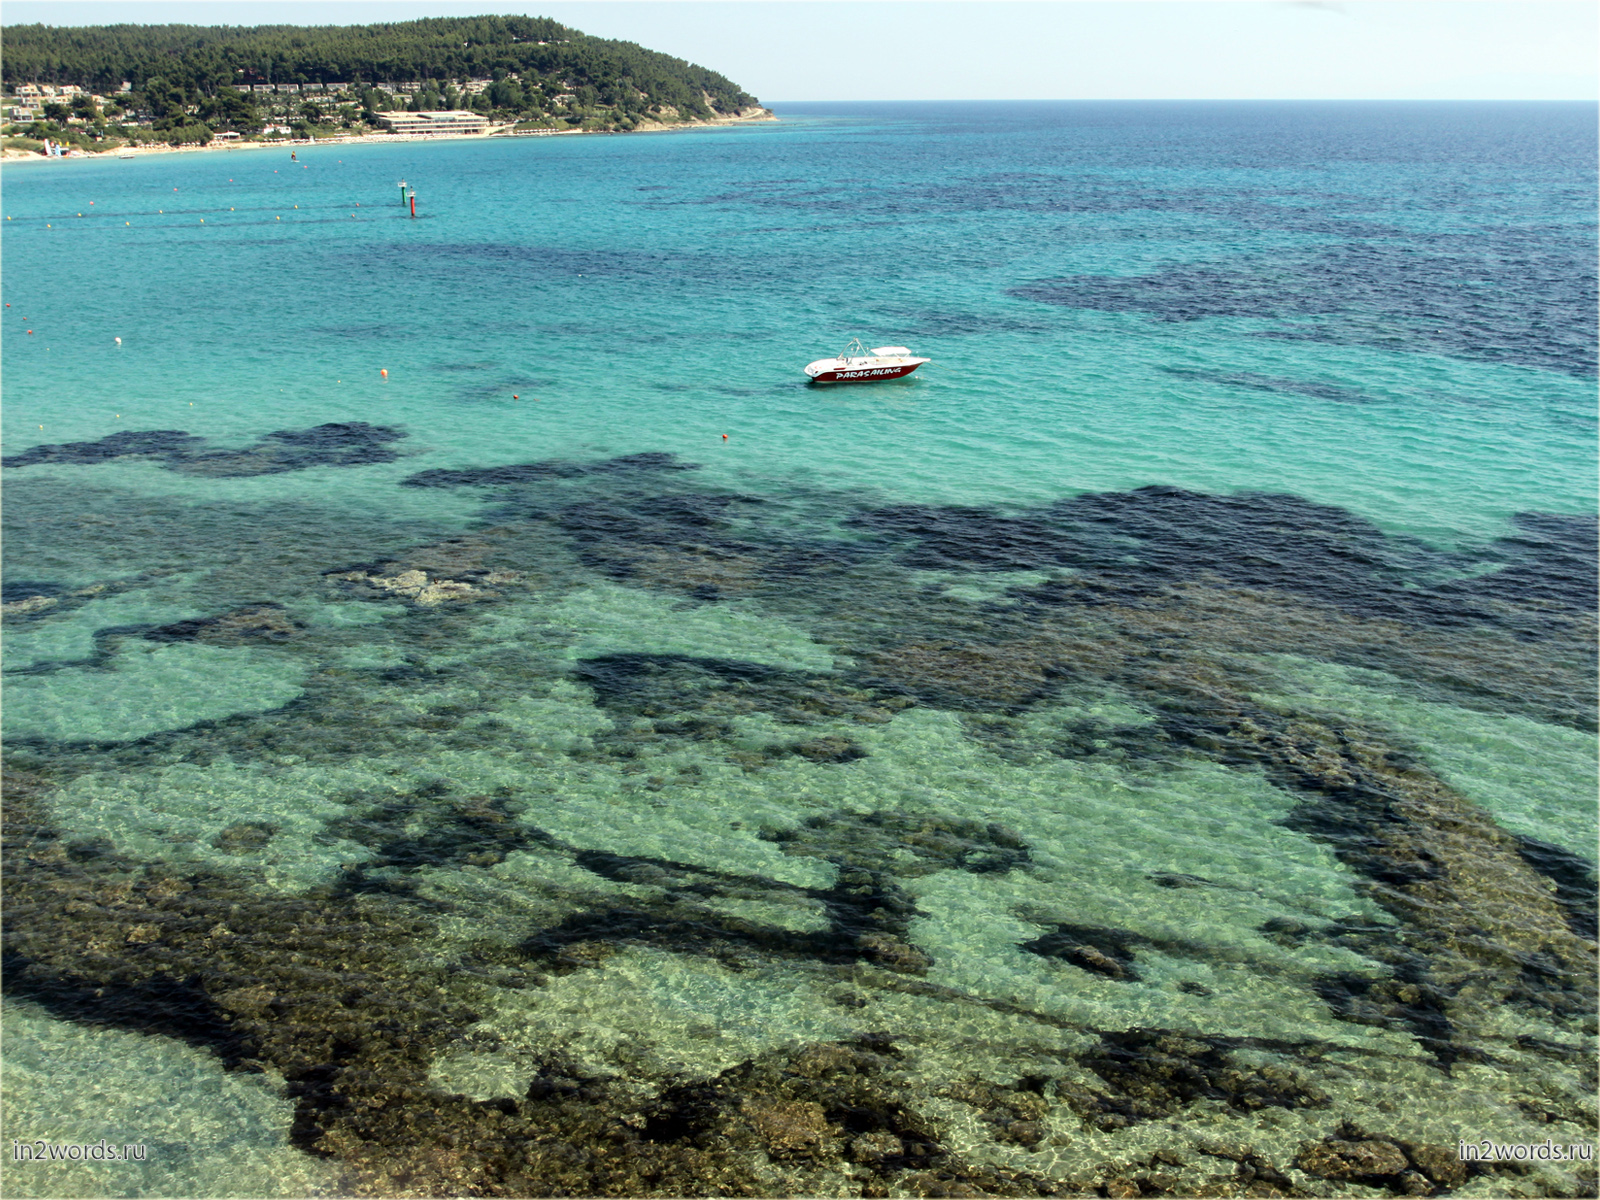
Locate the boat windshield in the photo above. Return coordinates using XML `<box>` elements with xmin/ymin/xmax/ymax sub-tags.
<box><xmin>838</xmin><ymin>337</ymin><xmax>869</xmax><ymax>362</ymax></box>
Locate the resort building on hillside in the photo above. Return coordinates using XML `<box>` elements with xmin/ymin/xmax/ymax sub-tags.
<box><xmin>377</xmin><ymin>110</ymin><xmax>489</xmax><ymax>136</ymax></box>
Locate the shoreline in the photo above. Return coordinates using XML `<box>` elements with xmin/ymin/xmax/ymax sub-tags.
<box><xmin>0</xmin><ymin>107</ymin><xmax>774</xmax><ymax>163</ymax></box>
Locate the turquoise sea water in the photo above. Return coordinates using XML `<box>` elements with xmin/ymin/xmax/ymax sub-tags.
<box><xmin>3</xmin><ymin>102</ymin><xmax>1596</xmax><ymax>1198</ymax></box>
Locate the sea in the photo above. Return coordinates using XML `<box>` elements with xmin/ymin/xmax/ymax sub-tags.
<box><xmin>2</xmin><ymin>101</ymin><xmax>1596</xmax><ymax>1198</ymax></box>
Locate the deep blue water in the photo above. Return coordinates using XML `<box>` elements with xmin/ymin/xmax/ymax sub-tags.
<box><xmin>2</xmin><ymin>102</ymin><xmax>1596</xmax><ymax>1198</ymax></box>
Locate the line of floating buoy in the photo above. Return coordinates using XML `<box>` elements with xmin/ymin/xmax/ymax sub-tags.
<box><xmin>380</xmin><ymin>369</ymin><xmax>388</xmax><ymax>378</ymax></box>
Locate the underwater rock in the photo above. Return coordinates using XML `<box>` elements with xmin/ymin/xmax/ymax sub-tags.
<box><xmin>328</xmin><ymin>532</ymin><xmax>531</xmax><ymax>607</ymax></box>
<box><xmin>1150</xmin><ymin>871</ymin><xmax>1214</xmax><ymax>889</ymax></box>
<box><xmin>1296</xmin><ymin>1137</ymin><xmax>1409</xmax><ymax>1180</ymax></box>
<box><xmin>1022</xmin><ymin>924</ymin><xmax>1144</xmax><ymax>981</ymax></box>
<box><xmin>1310</xmin><ymin>973</ymin><xmax>1455</xmax><ymax>1060</ymax></box>
<box><xmin>2</xmin><ymin>593</ymin><xmax>59</xmax><ymax>616</ymax></box>
<box><xmin>1292</xmin><ymin>1125</ymin><xmax>1489</xmax><ymax>1195</ymax></box>
<box><xmin>401</xmin><ymin>451</ymin><xmax>700</xmax><ymax>488</ymax></box>
<box><xmin>789</xmin><ymin>735</ymin><xmax>868</xmax><ymax>763</ymax></box>
<box><xmin>739</xmin><ymin>1096</ymin><xmax>836</xmax><ymax>1160</ymax></box>
<box><xmin>210</xmin><ymin>822</ymin><xmax>278</xmax><ymax>854</ymax></box>
<box><xmin>1073</xmin><ymin>1030</ymin><xmax>1329</xmax><ymax>1127</ymax></box>
<box><xmin>643</xmin><ymin>1037</ymin><xmax>948</xmax><ymax>1182</ymax></box>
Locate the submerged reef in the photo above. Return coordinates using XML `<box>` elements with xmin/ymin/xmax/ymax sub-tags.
<box><xmin>3</xmin><ymin>458</ymin><xmax>1595</xmax><ymax>1197</ymax></box>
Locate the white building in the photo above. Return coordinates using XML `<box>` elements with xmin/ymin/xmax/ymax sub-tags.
<box><xmin>377</xmin><ymin>110</ymin><xmax>489</xmax><ymax>136</ymax></box>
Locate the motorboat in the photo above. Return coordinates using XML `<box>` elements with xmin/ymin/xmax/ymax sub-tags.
<box><xmin>804</xmin><ymin>339</ymin><xmax>929</xmax><ymax>384</ymax></box>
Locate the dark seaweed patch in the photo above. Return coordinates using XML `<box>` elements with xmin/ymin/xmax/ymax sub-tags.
<box><xmin>3</xmin><ymin>952</ymin><xmax>251</xmax><ymax>1066</ymax></box>
<box><xmin>1440</xmin><ymin>510</ymin><xmax>1599</xmax><ymax>614</ymax></box>
<box><xmin>852</xmin><ymin>485</ymin><xmax>1582</xmax><ymax>632</ymax></box>
<box><xmin>325</xmin><ymin>788</ymin><xmax>542</xmax><ymax>894</ymax></box>
<box><xmin>1013</xmin><ymin>235</ymin><xmax>1598</xmax><ymax>379</ymax></box>
<box><xmin>1150</xmin><ymin>871</ymin><xmax>1214</xmax><ymax>889</ymax></box>
<box><xmin>402</xmin><ymin>452</ymin><xmax>698</xmax><ymax>489</ymax></box>
<box><xmin>845</xmin><ymin>504</ymin><xmax>1081</xmax><ymax>574</ymax></box>
<box><xmin>1513</xmin><ymin>834</ymin><xmax>1598</xmax><ymax>940</ymax></box>
<box><xmin>763</xmin><ymin>811</ymin><xmax>1030</xmax><ymax>879</ymax></box>
<box><xmin>176</xmin><ymin>422</ymin><xmax>407</xmax><ymax>477</ymax></box>
<box><xmin>573</xmin><ymin>654</ymin><xmax>901</xmax><ymax>733</ymax></box>
<box><xmin>1160</xmin><ymin>366</ymin><xmax>1369</xmax><ymax>404</ymax></box>
<box><xmin>1311</xmin><ymin>972</ymin><xmax>1461</xmax><ymax>1066</ymax></box>
<box><xmin>2</xmin><ymin>580</ymin><xmax>67</xmax><ymax>603</ymax></box>
<box><xmin>4</xmin><ymin>423</ymin><xmax>406</xmax><ymax>478</ymax></box>
<box><xmin>522</xmin><ymin>847</ymin><xmax>929</xmax><ymax>974</ymax></box>
<box><xmin>143</xmin><ymin>604</ymin><xmax>303</xmax><ymax>646</ymax></box>
<box><xmin>4</xmin><ymin>429</ymin><xmax>204</xmax><ymax>469</ymax></box>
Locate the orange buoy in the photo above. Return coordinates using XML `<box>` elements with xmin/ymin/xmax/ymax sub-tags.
<box><xmin>513</xmin><ymin>394</ymin><xmax>519</xmax><ymax>399</ymax></box>
<box><xmin>381</xmin><ymin>369</ymin><xmax>388</xmax><ymax>378</ymax></box>
<box><xmin>27</xmin><ymin>329</ymin><xmax>33</xmax><ymax>334</ymax></box>
<box><xmin>722</xmin><ymin>434</ymin><xmax>728</xmax><ymax>440</ymax></box>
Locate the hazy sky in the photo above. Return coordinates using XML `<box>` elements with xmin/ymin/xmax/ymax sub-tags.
<box><xmin>7</xmin><ymin>1</ymin><xmax>1596</xmax><ymax>102</ymax></box>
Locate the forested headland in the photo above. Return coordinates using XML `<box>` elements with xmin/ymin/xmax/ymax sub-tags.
<box><xmin>3</xmin><ymin>15</ymin><xmax>763</xmax><ymax>149</ymax></box>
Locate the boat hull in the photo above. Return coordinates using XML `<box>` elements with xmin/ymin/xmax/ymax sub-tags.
<box><xmin>806</xmin><ymin>359</ymin><xmax>927</xmax><ymax>384</ymax></box>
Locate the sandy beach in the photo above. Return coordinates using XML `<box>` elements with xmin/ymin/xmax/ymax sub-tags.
<box><xmin>2</xmin><ymin>106</ymin><xmax>774</xmax><ymax>163</ymax></box>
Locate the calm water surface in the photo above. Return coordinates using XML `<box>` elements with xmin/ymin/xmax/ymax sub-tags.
<box><xmin>3</xmin><ymin>102</ymin><xmax>1596</xmax><ymax>1198</ymax></box>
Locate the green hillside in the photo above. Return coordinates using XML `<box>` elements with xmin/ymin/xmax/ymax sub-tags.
<box><xmin>2</xmin><ymin>15</ymin><xmax>760</xmax><ymax>138</ymax></box>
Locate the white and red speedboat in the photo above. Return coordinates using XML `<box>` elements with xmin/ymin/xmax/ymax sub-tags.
<box><xmin>804</xmin><ymin>339</ymin><xmax>930</xmax><ymax>384</ymax></box>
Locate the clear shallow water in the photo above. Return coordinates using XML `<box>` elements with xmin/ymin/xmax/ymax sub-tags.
<box><xmin>3</xmin><ymin>102</ymin><xmax>1596</xmax><ymax>1198</ymax></box>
